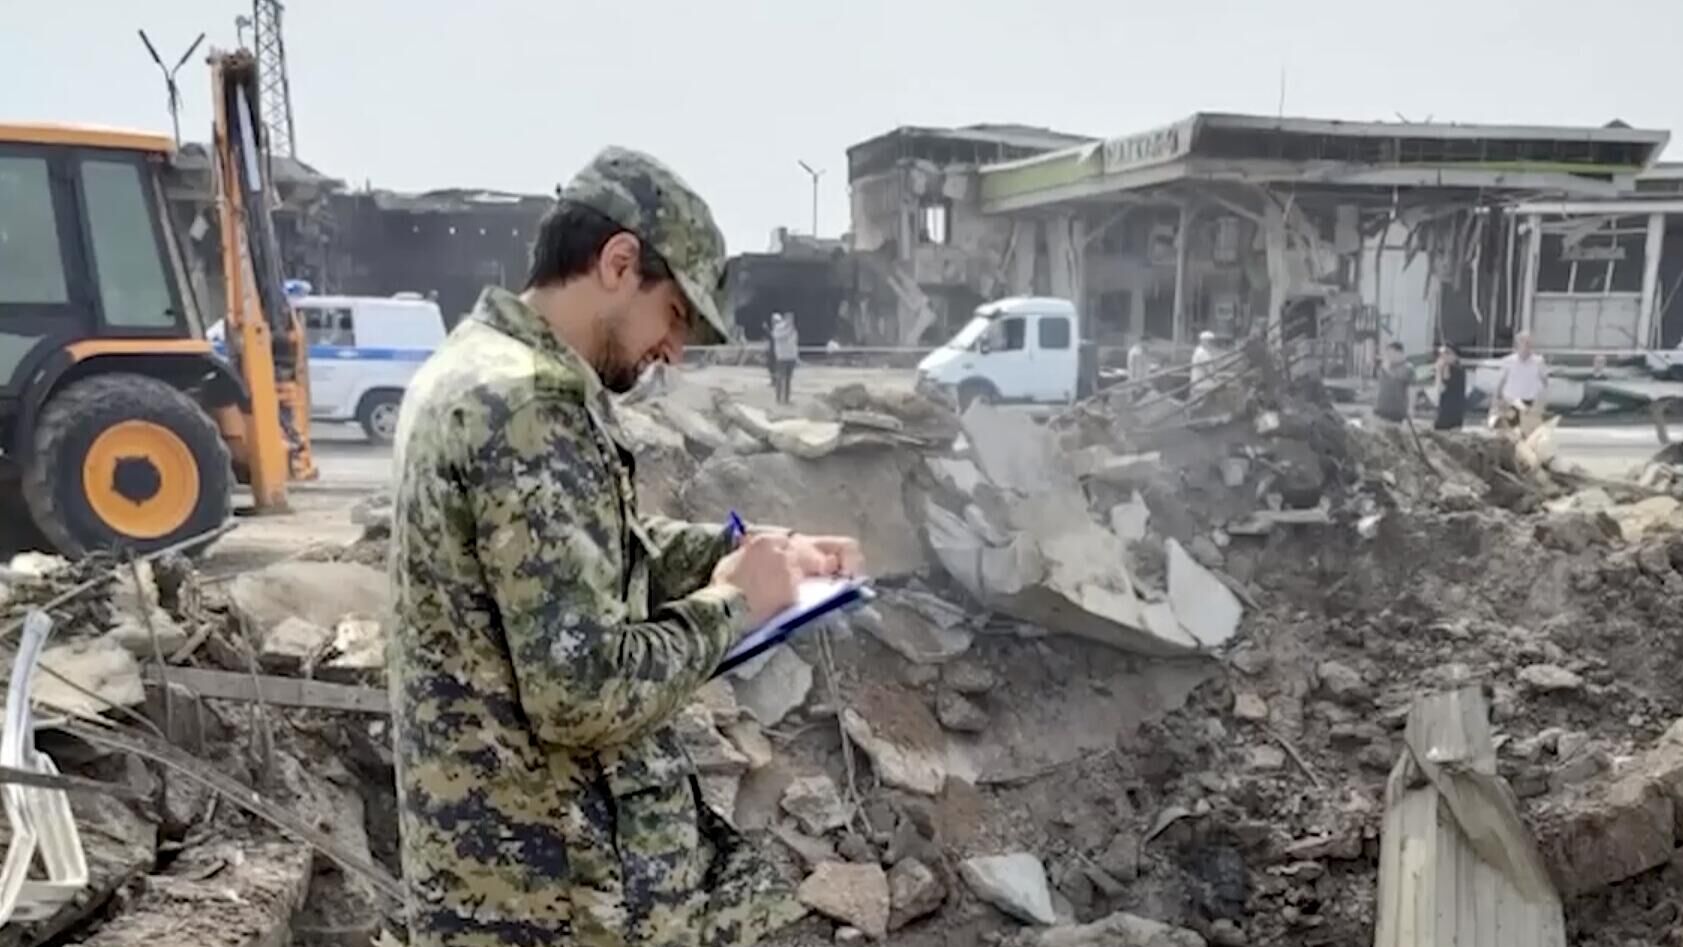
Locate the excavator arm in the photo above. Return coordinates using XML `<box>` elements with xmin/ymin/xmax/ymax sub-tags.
<box><xmin>208</xmin><ymin>49</ymin><xmax>316</xmax><ymax>507</ymax></box>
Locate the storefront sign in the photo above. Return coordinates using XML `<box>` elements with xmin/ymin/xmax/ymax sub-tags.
<box><xmin>1101</xmin><ymin>118</ymin><xmax>1196</xmax><ymax>175</ymax></box>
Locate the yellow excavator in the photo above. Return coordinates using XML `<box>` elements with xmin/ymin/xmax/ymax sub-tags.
<box><xmin>0</xmin><ymin>49</ymin><xmax>314</xmax><ymax>557</ymax></box>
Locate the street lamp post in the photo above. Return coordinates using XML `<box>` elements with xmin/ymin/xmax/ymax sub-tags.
<box><xmin>797</xmin><ymin>160</ymin><xmax>823</xmax><ymax>236</ymax></box>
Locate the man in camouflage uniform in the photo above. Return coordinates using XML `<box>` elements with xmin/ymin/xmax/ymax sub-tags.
<box><xmin>388</xmin><ymin>146</ymin><xmax>861</xmax><ymax>947</ymax></box>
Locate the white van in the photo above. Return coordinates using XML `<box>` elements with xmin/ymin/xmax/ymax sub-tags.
<box><xmin>209</xmin><ymin>294</ymin><xmax>447</xmax><ymax>443</ymax></box>
<box><xmin>915</xmin><ymin>297</ymin><xmax>1085</xmax><ymax>409</ymax></box>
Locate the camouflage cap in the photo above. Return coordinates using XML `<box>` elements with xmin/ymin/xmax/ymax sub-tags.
<box><xmin>559</xmin><ymin>146</ymin><xmax>731</xmax><ymax>343</ymax></box>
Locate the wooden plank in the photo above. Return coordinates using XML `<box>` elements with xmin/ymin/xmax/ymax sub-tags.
<box><xmin>144</xmin><ymin>666</ymin><xmax>389</xmax><ymax>715</ymax></box>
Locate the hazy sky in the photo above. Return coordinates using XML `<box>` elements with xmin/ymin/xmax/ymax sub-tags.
<box><xmin>6</xmin><ymin>1</ymin><xmax>1681</xmax><ymax>253</ymax></box>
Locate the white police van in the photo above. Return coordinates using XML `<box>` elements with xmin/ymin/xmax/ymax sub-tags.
<box><xmin>209</xmin><ymin>293</ymin><xmax>447</xmax><ymax>444</ymax></box>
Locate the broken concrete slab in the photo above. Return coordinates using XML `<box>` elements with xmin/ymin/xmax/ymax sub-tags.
<box><xmin>854</xmin><ymin>597</ymin><xmax>973</xmax><ymax>665</ymax></box>
<box><xmin>941</xmin><ymin>662</ymin><xmax>997</xmax><ymax>696</ymax></box>
<box><xmin>718</xmin><ymin>399</ymin><xmax>844</xmax><ymax>458</ymax></box>
<box><xmin>731</xmin><ymin>646</ymin><xmax>813</xmax><ymax>727</ymax></box>
<box><xmin>77</xmin><ymin>840</ymin><xmax>313</xmax><ymax>947</ymax></box>
<box><xmin>1607</xmin><ymin>495</ymin><xmax>1683</xmax><ymax>542</ymax></box>
<box><xmin>798</xmin><ymin>861</ymin><xmax>889</xmax><ymax>940</ymax></box>
<box><xmin>887</xmin><ymin>857</ymin><xmax>945</xmax><ymax>931</ymax></box>
<box><xmin>936</xmin><ymin>690</ymin><xmax>989</xmax><ymax>733</ymax></box>
<box><xmin>1108</xmin><ymin>493</ymin><xmax>1151</xmax><ymax>543</ymax></box>
<box><xmin>825</xmin><ymin>383</ymin><xmax>961</xmax><ymax>444</ymax></box>
<box><xmin>1532</xmin><ymin>724</ymin><xmax>1683</xmax><ymax>897</ymax></box>
<box><xmin>35</xmin><ymin>636</ymin><xmax>144</xmax><ymax>717</ymax></box>
<box><xmin>258</xmin><ymin>615</ymin><xmax>333</xmax><ymax>673</ymax></box>
<box><xmin>925</xmin><ymin>456</ymin><xmax>986</xmax><ymax>499</ymax></box>
<box><xmin>1165</xmin><ymin>539</ymin><xmax>1243</xmax><ymax>649</ymax></box>
<box><xmin>1518</xmin><ymin>664</ymin><xmax>1584</xmax><ymax>693</ymax></box>
<box><xmin>651</xmin><ymin>399</ymin><xmax>732</xmax><ymax>455</ymax></box>
<box><xmin>781</xmin><ymin>773</ymin><xmax>850</xmax><ymax>835</ymax></box>
<box><xmin>228</xmin><ymin>561</ymin><xmax>390</xmax><ymax>636</ymax></box>
<box><xmin>676</xmin><ymin>704</ymin><xmax>751</xmax><ymax>776</ymax></box>
<box><xmin>683</xmin><ymin>450</ymin><xmax>928</xmax><ymax>576</ymax></box>
<box><xmin>841</xmin><ymin>700</ymin><xmax>948</xmax><ymax>796</ymax></box>
<box><xmin>1034</xmin><ymin>911</ymin><xmax>1208</xmax><ymax>947</ymax></box>
<box><xmin>962</xmin><ymin>403</ymin><xmax>1069</xmax><ymax>496</ymax></box>
<box><xmin>960</xmin><ymin>853</ymin><xmax>1057</xmax><ymax>926</ymax></box>
<box><xmin>616</xmin><ymin>404</ymin><xmax>687</xmax><ymax>453</ymax></box>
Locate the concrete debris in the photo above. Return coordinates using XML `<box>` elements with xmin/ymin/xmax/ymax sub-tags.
<box><xmin>887</xmin><ymin>857</ymin><xmax>945</xmax><ymax>931</ymax></box>
<box><xmin>1375</xmin><ymin>687</ymin><xmax>1565</xmax><ymax>947</ymax></box>
<box><xmin>1518</xmin><ymin>664</ymin><xmax>1584</xmax><ymax>693</ymax></box>
<box><xmin>1605</xmin><ymin>495</ymin><xmax>1683</xmax><ymax>541</ymax></box>
<box><xmin>1164</xmin><ymin>540</ymin><xmax>1242</xmax><ymax>649</ymax></box>
<box><xmin>798</xmin><ymin>861</ymin><xmax>890</xmax><ymax>940</ymax></box>
<box><xmin>1532</xmin><ymin>719</ymin><xmax>1683</xmax><ymax>897</ymax></box>
<box><xmin>77</xmin><ymin>841</ymin><xmax>313</xmax><ymax>947</ymax></box>
<box><xmin>1034</xmin><ymin>911</ymin><xmax>1208</xmax><ymax>947</ymax></box>
<box><xmin>259</xmin><ymin>615</ymin><xmax>334</xmax><ymax>673</ymax></box>
<box><xmin>676</xmin><ymin>704</ymin><xmax>751</xmax><ymax>776</ymax></box>
<box><xmin>726</xmin><ymin>720</ymin><xmax>776</xmax><ymax>770</ymax></box>
<box><xmin>782</xmin><ymin>773</ymin><xmax>851</xmax><ymax>835</ymax></box>
<box><xmin>731</xmin><ymin>646</ymin><xmax>813</xmax><ymax>727</ymax></box>
<box><xmin>941</xmin><ymin>661</ymin><xmax>997</xmax><ymax>696</ymax></box>
<box><xmin>228</xmin><ymin>560</ymin><xmax>390</xmax><ymax>636</ymax></box>
<box><xmin>935</xmin><ymin>689</ymin><xmax>989</xmax><ymax>733</ymax></box>
<box><xmin>841</xmin><ymin>704</ymin><xmax>948</xmax><ymax>796</ymax></box>
<box><xmin>960</xmin><ymin>853</ymin><xmax>1058</xmax><ymax>926</ymax></box>
<box><xmin>683</xmin><ymin>450</ymin><xmax>928</xmax><ymax>576</ymax></box>
<box><xmin>854</xmin><ymin>596</ymin><xmax>974</xmax><ymax>665</ymax></box>
<box><xmin>771</xmin><ymin>823</ymin><xmax>840</xmax><ymax>869</ymax></box>
<box><xmin>652</xmin><ymin>398</ymin><xmax>733</xmax><ymax>455</ymax></box>
<box><xmin>1232</xmin><ymin>691</ymin><xmax>1269</xmax><ymax>722</ymax></box>
<box><xmin>1109</xmin><ymin>492</ymin><xmax>1151</xmax><ymax>543</ymax></box>
<box><xmin>35</xmin><ymin>636</ymin><xmax>145</xmax><ymax>717</ymax></box>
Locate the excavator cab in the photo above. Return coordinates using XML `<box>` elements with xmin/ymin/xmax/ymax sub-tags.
<box><xmin>0</xmin><ymin>66</ymin><xmax>313</xmax><ymax>559</ymax></box>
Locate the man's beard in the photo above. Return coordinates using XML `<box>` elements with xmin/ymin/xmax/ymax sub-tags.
<box><xmin>597</xmin><ymin>327</ymin><xmax>645</xmax><ymax>394</ymax></box>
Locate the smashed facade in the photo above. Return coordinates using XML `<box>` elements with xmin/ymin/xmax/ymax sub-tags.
<box><xmin>844</xmin><ymin>114</ymin><xmax>1672</xmax><ymax>369</ymax></box>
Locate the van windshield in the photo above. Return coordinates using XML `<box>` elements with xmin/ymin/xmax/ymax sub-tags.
<box><xmin>945</xmin><ymin>315</ymin><xmax>992</xmax><ymax>350</ymax></box>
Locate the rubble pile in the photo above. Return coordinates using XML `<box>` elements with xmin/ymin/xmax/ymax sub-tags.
<box><xmin>15</xmin><ymin>365</ymin><xmax>1683</xmax><ymax>947</ymax></box>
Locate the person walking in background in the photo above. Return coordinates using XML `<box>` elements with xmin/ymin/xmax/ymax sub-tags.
<box><xmin>1488</xmin><ymin>330</ymin><xmax>1548</xmax><ymax>429</ymax></box>
<box><xmin>770</xmin><ymin>311</ymin><xmax>800</xmax><ymax>404</ymax></box>
<box><xmin>1189</xmin><ymin>330</ymin><xmax>1218</xmax><ymax>400</ymax></box>
<box><xmin>1373</xmin><ymin>341</ymin><xmax>1412</xmax><ymax>423</ymax></box>
<box><xmin>1434</xmin><ymin>343</ymin><xmax>1468</xmax><ymax>430</ymax></box>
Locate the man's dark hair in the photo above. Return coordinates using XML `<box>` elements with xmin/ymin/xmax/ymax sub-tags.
<box><xmin>525</xmin><ymin>200</ymin><xmax>672</xmax><ymax>291</ymax></box>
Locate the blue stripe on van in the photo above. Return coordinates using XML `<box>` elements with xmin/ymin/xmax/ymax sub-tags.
<box><xmin>306</xmin><ymin>346</ymin><xmax>433</xmax><ymax>362</ymax></box>
<box><xmin>210</xmin><ymin>342</ymin><xmax>431</xmax><ymax>363</ymax></box>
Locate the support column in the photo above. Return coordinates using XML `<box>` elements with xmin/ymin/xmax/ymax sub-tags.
<box><xmin>1519</xmin><ymin>213</ymin><xmax>1542</xmax><ymax>337</ymax></box>
<box><xmin>1639</xmin><ymin>212</ymin><xmax>1666</xmax><ymax>350</ymax></box>
<box><xmin>1171</xmin><ymin>202</ymin><xmax>1192</xmax><ymax>346</ymax></box>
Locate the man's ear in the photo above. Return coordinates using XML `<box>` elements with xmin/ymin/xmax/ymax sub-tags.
<box><xmin>596</xmin><ymin>232</ymin><xmax>641</xmax><ymax>292</ymax></box>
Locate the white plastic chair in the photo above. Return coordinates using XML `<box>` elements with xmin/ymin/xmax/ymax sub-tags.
<box><xmin>0</xmin><ymin>610</ymin><xmax>89</xmax><ymax>925</ymax></box>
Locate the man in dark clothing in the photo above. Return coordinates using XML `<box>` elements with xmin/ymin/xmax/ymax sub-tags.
<box><xmin>1434</xmin><ymin>343</ymin><xmax>1468</xmax><ymax>430</ymax></box>
<box><xmin>1373</xmin><ymin>342</ymin><xmax>1412</xmax><ymax>423</ymax></box>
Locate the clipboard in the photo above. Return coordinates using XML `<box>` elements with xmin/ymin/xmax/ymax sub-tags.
<box><xmin>712</xmin><ymin>576</ymin><xmax>874</xmax><ymax>677</ymax></box>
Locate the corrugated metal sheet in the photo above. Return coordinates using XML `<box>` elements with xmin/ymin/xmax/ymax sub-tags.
<box><xmin>1374</xmin><ymin>688</ymin><xmax>1566</xmax><ymax>947</ymax></box>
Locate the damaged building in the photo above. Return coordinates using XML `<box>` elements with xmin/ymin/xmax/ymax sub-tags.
<box><xmin>843</xmin><ymin>114</ymin><xmax>1672</xmax><ymax>368</ymax></box>
<box><xmin>162</xmin><ymin>146</ymin><xmax>551</xmax><ymax>328</ymax></box>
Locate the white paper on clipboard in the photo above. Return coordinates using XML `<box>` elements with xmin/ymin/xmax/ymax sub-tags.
<box><xmin>713</xmin><ymin>577</ymin><xmax>872</xmax><ymax>677</ymax></box>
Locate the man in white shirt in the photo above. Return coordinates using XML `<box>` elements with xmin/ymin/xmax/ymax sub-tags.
<box><xmin>1489</xmin><ymin>331</ymin><xmax>1548</xmax><ymax>427</ymax></box>
<box><xmin>1190</xmin><ymin>330</ymin><xmax>1218</xmax><ymax>399</ymax></box>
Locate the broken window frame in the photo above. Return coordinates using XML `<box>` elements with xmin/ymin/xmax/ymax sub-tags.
<box><xmin>1536</xmin><ymin>214</ymin><xmax>1648</xmax><ymax>299</ymax></box>
<box><xmin>918</xmin><ymin>201</ymin><xmax>951</xmax><ymax>246</ymax></box>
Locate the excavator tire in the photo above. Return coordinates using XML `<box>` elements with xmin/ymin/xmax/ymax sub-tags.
<box><xmin>21</xmin><ymin>373</ymin><xmax>232</xmax><ymax>558</ymax></box>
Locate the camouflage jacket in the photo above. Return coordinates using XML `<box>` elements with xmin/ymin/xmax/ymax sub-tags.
<box><xmin>387</xmin><ymin>287</ymin><xmax>804</xmax><ymax>947</ymax></box>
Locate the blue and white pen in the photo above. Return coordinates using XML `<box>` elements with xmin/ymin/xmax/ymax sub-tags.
<box><xmin>725</xmin><ymin>510</ymin><xmax>748</xmax><ymax>546</ymax></box>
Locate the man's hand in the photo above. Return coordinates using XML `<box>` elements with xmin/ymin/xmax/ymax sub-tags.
<box><xmin>712</xmin><ymin>534</ymin><xmax>802</xmax><ymax>628</ymax></box>
<box><xmin>786</xmin><ymin>534</ymin><xmax>864</xmax><ymax>578</ymax></box>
